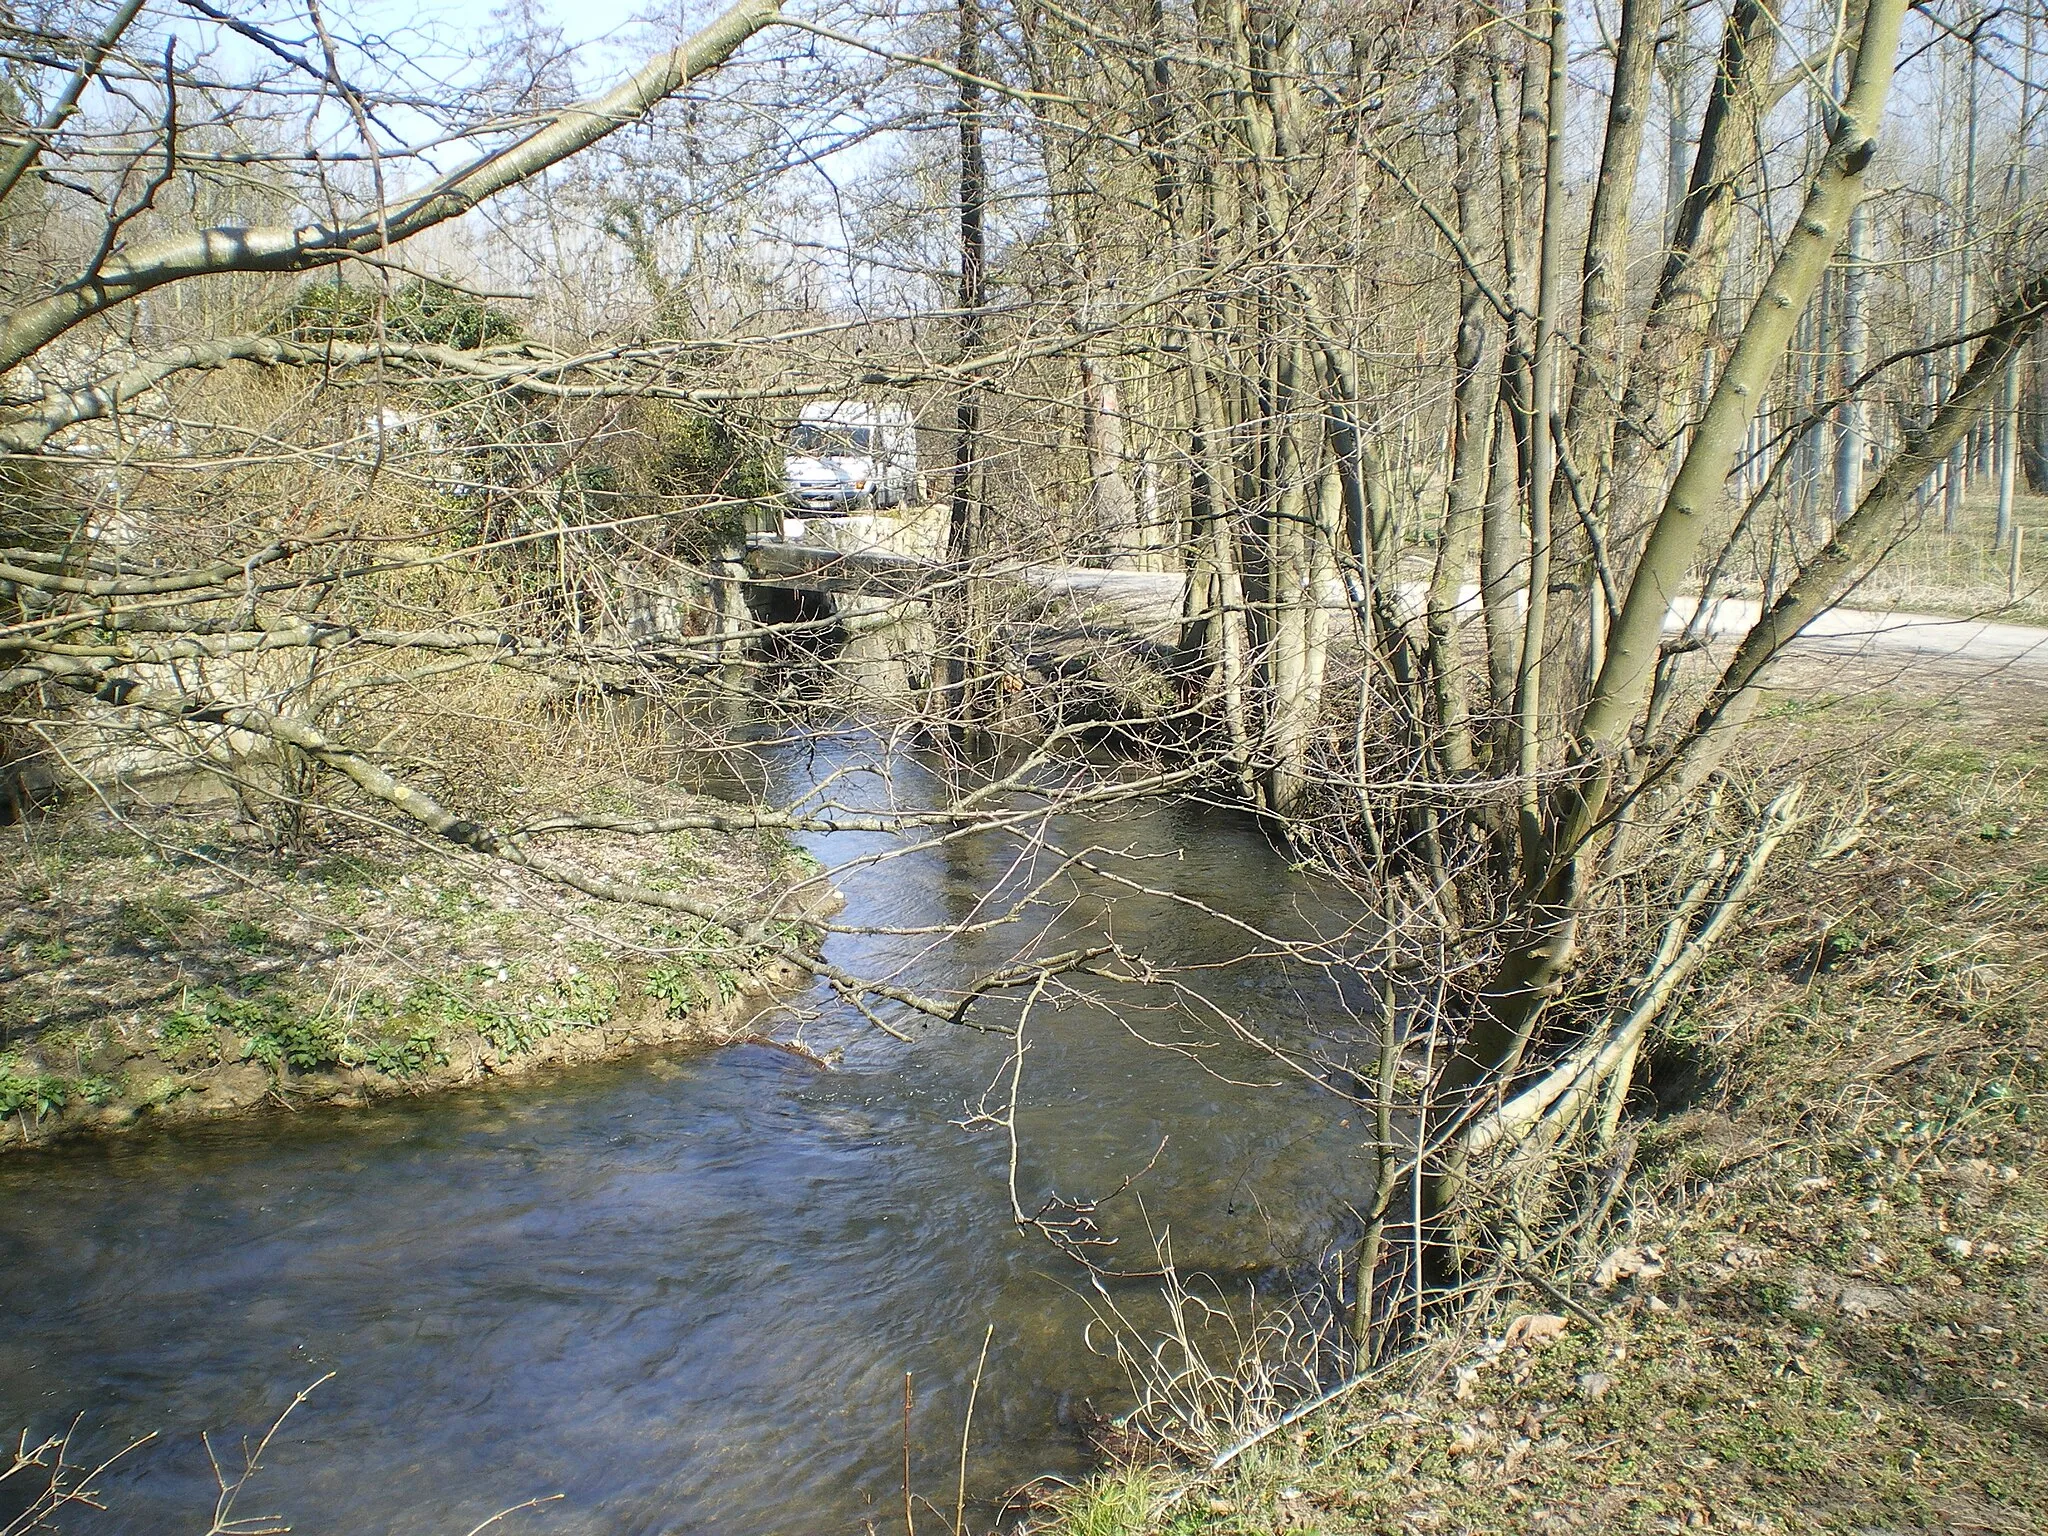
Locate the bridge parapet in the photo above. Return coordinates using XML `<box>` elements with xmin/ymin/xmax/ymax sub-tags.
<box><xmin>776</xmin><ymin>502</ymin><xmax>948</xmax><ymax>563</ymax></box>
<box><xmin>746</xmin><ymin>503</ymin><xmax>951</xmax><ymax>599</ymax></box>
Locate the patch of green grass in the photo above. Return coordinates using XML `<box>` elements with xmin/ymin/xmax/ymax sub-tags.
<box><xmin>302</xmin><ymin>852</ymin><xmax>395</xmax><ymax>889</ymax></box>
<box><xmin>584</xmin><ymin>784</ymin><xmax>639</xmax><ymax>817</ymax></box>
<box><xmin>429</xmin><ymin>884</ymin><xmax>484</xmax><ymax>923</ymax></box>
<box><xmin>1908</xmin><ymin>742</ymin><xmax>1990</xmax><ymax>777</ymax></box>
<box><xmin>108</xmin><ymin>890</ymin><xmax>197</xmax><ymax>948</ymax></box>
<box><xmin>1760</xmin><ymin>691</ymin><xmax>1852</xmax><ymax>721</ymax></box>
<box><xmin>225</xmin><ymin>919</ymin><xmax>277</xmax><ymax>953</ymax></box>
<box><xmin>53</xmin><ymin>826</ymin><xmax>146</xmax><ymax>861</ymax></box>
<box><xmin>1047</xmin><ymin>1468</ymin><xmax>1167</xmax><ymax>1536</ymax></box>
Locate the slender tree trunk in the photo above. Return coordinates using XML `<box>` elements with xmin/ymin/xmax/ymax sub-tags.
<box><xmin>1945</xmin><ymin>43</ymin><xmax>1980</xmax><ymax>533</ymax></box>
<box><xmin>942</xmin><ymin>0</ymin><xmax>990</xmax><ymax>739</ymax></box>
<box><xmin>1081</xmin><ymin>357</ymin><xmax>1139</xmax><ymax>560</ymax></box>
<box><xmin>1607</xmin><ymin>0</ymin><xmax>1781</xmax><ymax>554</ymax></box>
<box><xmin>1998</xmin><ymin>25</ymin><xmax>2034</xmax><ymax>548</ymax></box>
<box><xmin>1443</xmin><ymin>0</ymin><xmax>1910</xmax><ymax>1115</ymax></box>
<box><xmin>1834</xmin><ymin>191</ymin><xmax>1869</xmax><ymax>525</ymax></box>
<box><xmin>1427</xmin><ymin>35</ymin><xmax>1495</xmax><ymax>778</ymax></box>
<box><xmin>2029</xmin><ymin>336</ymin><xmax>2048</xmax><ymax>493</ymax></box>
<box><xmin>1561</xmin><ymin>0</ymin><xmax>1662</xmax><ymax>465</ymax></box>
<box><xmin>1515</xmin><ymin>0</ymin><xmax>1570</xmax><ymax>875</ymax></box>
<box><xmin>1479</xmin><ymin>396</ymin><xmax>1526</xmax><ymax>745</ymax></box>
<box><xmin>1550</xmin><ymin>0</ymin><xmax>1661</xmax><ymax>717</ymax></box>
<box><xmin>1580</xmin><ymin>0</ymin><xmax>1906</xmax><ymax>759</ymax></box>
<box><xmin>1661</xmin><ymin>0</ymin><xmax>1695</xmax><ymax>241</ymax></box>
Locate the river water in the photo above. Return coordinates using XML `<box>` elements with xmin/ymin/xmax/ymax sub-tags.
<box><xmin>0</xmin><ymin>733</ymin><xmax>1372</xmax><ymax>1534</ymax></box>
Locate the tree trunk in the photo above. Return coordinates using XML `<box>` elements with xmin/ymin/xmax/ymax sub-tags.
<box><xmin>1834</xmin><ymin>191</ymin><xmax>1870</xmax><ymax>524</ymax></box>
<box><xmin>942</xmin><ymin>0</ymin><xmax>991</xmax><ymax>741</ymax></box>
<box><xmin>1081</xmin><ymin>358</ymin><xmax>1140</xmax><ymax>560</ymax></box>
<box><xmin>1515</xmin><ymin>0</ymin><xmax>1570</xmax><ymax>875</ymax></box>
<box><xmin>1944</xmin><ymin>42</ymin><xmax>1980</xmax><ymax>533</ymax></box>
<box><xmin>1426</xmin><ymin>35</ymin><xmax>1495</xmax><ymax>779</ymax></box>
<box><xmin>1606</xmin><ymin>0</ymin><xmax>1780</xmax><ymax>549</ymax></box>
<box><xmin>1443</xmin><ymin>0</ymin><xmax>1911</xmax><ymax>1118</ymax></box>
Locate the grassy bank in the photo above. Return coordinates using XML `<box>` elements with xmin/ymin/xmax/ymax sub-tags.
<box><xmin>1043</xmin><ymin>689</ymin><xmax>2048</xmax><ymax>1534</ymax></box>
<box><xmin>0</xmin><ymin>789</ymin><xmax>831</xmax><ymax>1152</ymax></box>
<box><xmin>1826</xmin><ymin>488</ymin><xmax>2048</xmax><ymax>629</ymax></box>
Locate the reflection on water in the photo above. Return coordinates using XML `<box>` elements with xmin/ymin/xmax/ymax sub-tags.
<box><xmin>0</xmin><ymin>735</ymin><xmax>1372</xmax><ymax>1534</ymax></box>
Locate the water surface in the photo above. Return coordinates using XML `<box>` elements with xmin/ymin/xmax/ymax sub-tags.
<box><xmin>1</xmin><ymin>740</ymin><xmax>1371</xmax><ymax>1533</ymax></box>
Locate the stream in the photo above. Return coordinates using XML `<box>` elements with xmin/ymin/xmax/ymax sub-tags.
<box><xmin>0</xmin><ymin>732</ymin><xmax>1373</xmax><ymax>1534</ymax></box>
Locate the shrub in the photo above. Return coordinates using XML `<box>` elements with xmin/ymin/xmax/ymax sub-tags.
<box><xmin>279</xmin><ymin>278</ymin><xmax>522</xmax><ymax>350</ymax></box>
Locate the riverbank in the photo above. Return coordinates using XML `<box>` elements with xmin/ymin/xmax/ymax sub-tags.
<box><xmin>0</xmin><ymin>788</ymin><xmax>833</xmax><ymax>1153</ymax></box>
<box><xmin>1045</xmin><ymin>687</ymin><xmax>2048</xmax><ymax>1533</ymax></box>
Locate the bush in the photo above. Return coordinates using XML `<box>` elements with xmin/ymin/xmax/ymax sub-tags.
<box><xmin>278</xmin><ymin>278</ymin><xmax>522</xmax><ymax>350</ymax></box>
<box><xmin>636</xmin><ymin>403</ymin><xmax>777</xmax><ymax>550</ymax></box>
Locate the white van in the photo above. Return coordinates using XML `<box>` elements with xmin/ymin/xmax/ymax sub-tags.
<box><xmin>783</xmin><ymin>402</ymin><xmax>919</xmax><ymax>514</ymax></box>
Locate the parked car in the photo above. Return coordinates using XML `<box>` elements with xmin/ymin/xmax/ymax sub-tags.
<box><xmin>783</xmin><ymin>402</ymin><xmax>919</xmax><ymax>514</ymax></box>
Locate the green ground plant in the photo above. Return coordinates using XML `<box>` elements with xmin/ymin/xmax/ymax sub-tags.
<box><xmin>108</xmin><ymin>890</ymin><xmax>196</xmax><ymax>949</ymax></box>
<box><xmin>226</xmin><ymin>920</ymin><xmax>277</xmax><ymax>953</ymax></box>
<box><xmin>353</xmin><ymin>1024</ymin><xmax>449</xmax><ymax>1078</ymax></box>
<box><xmin>162</xmin><ymin>986</ymin><xmax>343</xmax><ymax>1074</ymax></box>
<box><xmin>0</xmin><ymin>1066</ymin><xmax>71</xmax><ymax>1120</ymax></box>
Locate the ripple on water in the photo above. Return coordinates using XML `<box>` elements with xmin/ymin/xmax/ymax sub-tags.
<box><xmin>1</xmin><ymin>745</ymin><xmax>1375</xmax><ymax>1533</ymax></box>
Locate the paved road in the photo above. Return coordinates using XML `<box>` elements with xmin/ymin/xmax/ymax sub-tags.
<box><xmin>1028</xmin><ymin>567</ymin><xmax>2048</xmax><ymax>682</ymax></box>
<box><xmin>750</xmin><ymin>530</ymin><xmax>2048</xmax><ymax>685</ymax></box>
<box><xmin>1677</xmin><ymin>596</ymin><xmax>2048</xmax><ymax>676</ymax></box>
